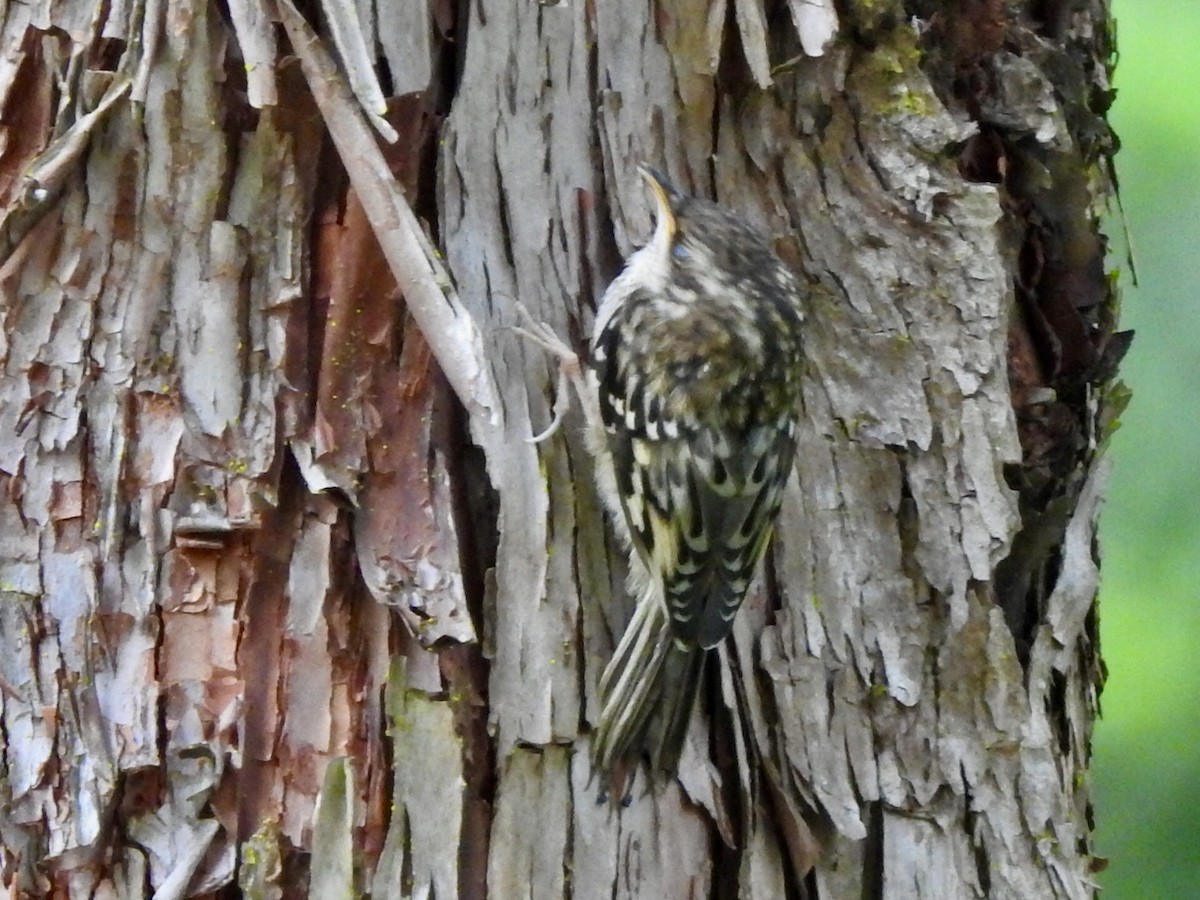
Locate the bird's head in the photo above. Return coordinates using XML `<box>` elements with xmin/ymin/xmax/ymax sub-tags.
<box><xmin>634</xmin><ymin>165</ymin><xmax>789</xmax><ymax>307</ymax></box>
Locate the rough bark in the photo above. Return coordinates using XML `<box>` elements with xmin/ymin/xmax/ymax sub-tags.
<box><xmin>0</xmin><ymin>0</ymin><xmax>1124</xmax><ymax>897</ymax></box>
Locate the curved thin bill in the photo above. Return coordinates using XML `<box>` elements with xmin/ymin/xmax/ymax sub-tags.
<box><xmin>637</xmin><ymin>164</ymin><xmax>676</xmax><ymax>242</ymax></box>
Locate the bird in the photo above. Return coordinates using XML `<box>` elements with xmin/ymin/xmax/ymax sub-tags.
<box><xmin>587</xmin><ymin>166</ymin><xmax>807</xmax><ymax>776</ymax></box>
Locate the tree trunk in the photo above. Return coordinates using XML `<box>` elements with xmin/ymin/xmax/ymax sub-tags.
<box><xmin>0</xmin><ymin>0</ymin><xmax>1124</xmax><ymax>897</ymax></box>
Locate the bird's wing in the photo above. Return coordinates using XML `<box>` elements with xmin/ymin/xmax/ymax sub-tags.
<box><xmin>625</xmin><ymin>424</ymin><xmax>794</xmax><ymax>648</ymax></box>
<box><xmin>593</xmin><ymin>302</ymin><xmax>796</xmax><ymax>649</ymax></box>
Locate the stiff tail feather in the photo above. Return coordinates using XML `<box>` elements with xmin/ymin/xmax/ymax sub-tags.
<box><xmin>593</xmin><ymin>588</ymin><xmax>706</xmax><ymax>774</ymax></box>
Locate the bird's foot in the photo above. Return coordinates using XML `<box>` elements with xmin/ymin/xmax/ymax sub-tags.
<box><xmin>511</xmin><ymin>302</ymin><xmax>584</xmax><ymax>443</ymax></box>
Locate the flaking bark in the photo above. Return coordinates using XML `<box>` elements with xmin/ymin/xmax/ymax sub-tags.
<box><xmin>0</xmin><ymin>0</ymin><xmax>1121</xmax><ymax>896</ymax></box>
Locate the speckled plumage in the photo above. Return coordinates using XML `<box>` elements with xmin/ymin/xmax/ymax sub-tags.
<box><xmin>590</xmin><ymin>169</ymin><xmax>806</xmax><ymax>775</ymax></box>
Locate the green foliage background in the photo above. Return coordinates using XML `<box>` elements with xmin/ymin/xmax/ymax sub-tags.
<box><xmin>1096</xmin><ymin>1</ymin><xmax>1200</xmax><ymax>895</ymax></box>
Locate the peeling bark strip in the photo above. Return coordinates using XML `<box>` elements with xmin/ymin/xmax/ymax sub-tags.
<box><xmin>277</xmin><ymin>0</ymin><xmax>499</xmax><ymax>428</ymax></box>
<box><xmin>0</xmin><ymin>0</ymin><xmax>1120</xmax><ymax>897</ymax></box>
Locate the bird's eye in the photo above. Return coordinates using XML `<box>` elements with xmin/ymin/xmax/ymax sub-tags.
<box><xmin>672</xmin><ymin>242</ymin><xmax>689</xmax><ymax>261</ymax></box>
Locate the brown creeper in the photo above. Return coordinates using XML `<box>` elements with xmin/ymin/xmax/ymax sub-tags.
<box><xmin>591</xmin><ymin>168</ymin><xmax>806</xmax><ymax>774</ymax></box>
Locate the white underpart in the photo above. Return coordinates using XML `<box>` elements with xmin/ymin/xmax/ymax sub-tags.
<box><xmin>590</xmin><ymin>204</ymin><xmax>673</xmax><ymax>348</ymax></box>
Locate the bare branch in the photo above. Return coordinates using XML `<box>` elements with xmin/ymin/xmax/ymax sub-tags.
<box><xmin>277</xmin><ymin>0</ymin><xmax>500</xmax><ymax>427</ymax></box>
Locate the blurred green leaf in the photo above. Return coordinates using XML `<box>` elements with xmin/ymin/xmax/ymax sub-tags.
<box><xmin>1096</xmin><ymin>2</ymin><xmax>1200</xmax><ymax>897</ymax></box>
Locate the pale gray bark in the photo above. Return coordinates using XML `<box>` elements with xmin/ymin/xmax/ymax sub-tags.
<box><xmin>0</xmin><ymin>0</ymin><xmax>1119</xmax><ymax>897</ymax></box>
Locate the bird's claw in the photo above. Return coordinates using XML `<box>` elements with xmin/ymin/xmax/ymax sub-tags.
<box><xmin>512</xmin><ymin>302</ymin><xmax>584</xmax><ymax>443</ymax></box>
<box><xmin>512</xmin><ymin>303</ymin><xmax>581</xmax><ymax>369</ymax></box>
<box><xmin>525</xmin><ymin>362</ymin><xmax>571</xmax><ymax>443</ymax></box>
